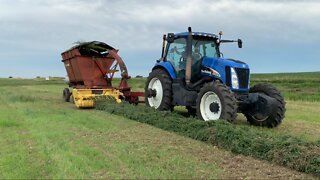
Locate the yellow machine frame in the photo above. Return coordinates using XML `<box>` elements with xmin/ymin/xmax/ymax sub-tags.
<box><xmin>72</xmin><ymin>89</ymin><xmax>123</xmax><ymax>108</ymax></box>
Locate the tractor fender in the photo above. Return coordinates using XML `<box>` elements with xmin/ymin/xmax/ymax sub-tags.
<box><xmin>152</xmin><ymin>62</ymin><xmax>177</xmax><ymax>79</ymax></box>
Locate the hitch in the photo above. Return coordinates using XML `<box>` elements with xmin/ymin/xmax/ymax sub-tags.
<box><xmin>146</xmin><ymin>88</ymin><xmax>157</xmax><ymax>98</ymax></box>
<box><xmin>239</xmin><ymin>93</ymin><xmax>278</xmax><ymax>118</ymax></box>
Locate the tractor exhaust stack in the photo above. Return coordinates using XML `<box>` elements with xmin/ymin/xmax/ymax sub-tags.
<box><xmin>185</xmin><ymin>27</ymin><xmax>193</xmax><ymax>86</ymax></box>
<box><xmin>160</xmin><ymin>34</ymin><xmax>166</xmax><ymax>61</ymax></box>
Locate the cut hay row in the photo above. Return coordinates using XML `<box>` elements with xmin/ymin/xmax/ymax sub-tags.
<box><xmin>95</xmin><ymin>100</ymin><xmax>320</xmax><ymax>176</ymax></box>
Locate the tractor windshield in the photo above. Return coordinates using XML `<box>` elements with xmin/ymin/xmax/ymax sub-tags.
<box><xmin>165</xmin><ymin>38</ymin><xmax>187</xmax><ymax>73</ymax></box>
<box><xmin>165</xmin><ymin>37</ymin><xmax>219</xmax><ymax>72</ymax></box>
<box><xmin>192</xmin><ymin>37</ymin><xmax>220</xmax><ymax>59</ymax></box>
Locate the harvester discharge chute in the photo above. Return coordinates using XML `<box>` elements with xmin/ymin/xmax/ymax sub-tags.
<box><xmin>61</xmin><ymin>41</ymin><xmax>143</xmax><ymax>108</ymax></box>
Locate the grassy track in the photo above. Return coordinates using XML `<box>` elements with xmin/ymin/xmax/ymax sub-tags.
<box><xmin>230</xmin><ymin>100</ymin><xmax>320</xmax><ymax>142</ymax></box>
<box><xmin>0</xmin><ymin>72</ymin><xmax>319</xmax><ymax>178</ymax></box>
<box><xmin>1</xmin><ymin>82</ymin><xmax>222</xmax><ymax>178</ymax></box>
<box><xmin>96</xmin><ymin>100</ymin><xmax>320</xmax><ymax>176</ymax></box>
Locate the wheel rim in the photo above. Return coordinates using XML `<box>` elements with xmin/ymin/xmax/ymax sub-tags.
<box><xmin>147</xmin><ymin>77</ymin><xmax>163</xmax><ymax>108</ymax></box>
<box><xmin>200</xmin><ymin>91</ymin><xmax>222</xmax><ymax>121</ymax></box>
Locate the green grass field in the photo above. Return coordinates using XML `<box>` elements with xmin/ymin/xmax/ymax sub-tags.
<box><xmin>0</xmin><ymin>72</ymin><xmax>319</xmax><ymax>179</ymax></box>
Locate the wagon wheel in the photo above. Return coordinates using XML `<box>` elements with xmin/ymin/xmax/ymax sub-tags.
<box><xmin>63</xmin><ymin>88</ymin><xmax>71</xmax><ymax>102</ymax></box>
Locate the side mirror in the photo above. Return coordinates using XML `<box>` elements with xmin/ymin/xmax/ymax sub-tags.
<box><xmin>238</xmin><ymin>39</ymin><xmax>243</xmax><ymax>48</ymax></box>
<box><xmin>167</xmin><ymin>33</ymin><xmax>175</xmax><ymax>43</ymax></box>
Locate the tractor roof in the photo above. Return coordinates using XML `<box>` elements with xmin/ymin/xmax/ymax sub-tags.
<box><xmin>174</xmin><ymin>32</ymin><xmax>218</xmax><ymax>39</ymax></box>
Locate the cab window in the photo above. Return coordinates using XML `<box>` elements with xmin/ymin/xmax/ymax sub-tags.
<box><xmin>165</xmin><ymin>38</ymin><xmax>187</xmax><ymax>72</ymax></box>
<box><xmin>192</xmin><ymin>38</ymin><xmax>218</xmax><ymax>59</ymax></box>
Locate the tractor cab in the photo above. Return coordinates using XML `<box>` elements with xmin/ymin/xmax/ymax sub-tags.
<box><xmin>164</xmin><ymin>33</ymin><xmax>220</xmax><ymax>82</ymax></box>
<box><xmin>157</xmin><ymin>28</ymin><xmax>250</xmax><ymax>92</ymax></box>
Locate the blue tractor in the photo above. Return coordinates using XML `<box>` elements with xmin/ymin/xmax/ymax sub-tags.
<box><xmin>145</xmin><ymin>27</ymin><xmax>286</xmax><ymax>127</ymax></box>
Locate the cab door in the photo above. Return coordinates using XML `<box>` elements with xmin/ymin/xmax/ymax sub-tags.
<box><xmin>165</xmin><ymin>38</ymin><xmax>187</xmax><ymax>78</ymax></box>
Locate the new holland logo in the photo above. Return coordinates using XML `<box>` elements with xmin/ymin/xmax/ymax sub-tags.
<box><xmin>201</xmin><ymin>67</ymin><xmax>221</xmax><ymax>78</ymax></box>
<box><xmin>201</xmin><ymin>69</ymin><xmax>211</xmax><ymax>74</ymax></box>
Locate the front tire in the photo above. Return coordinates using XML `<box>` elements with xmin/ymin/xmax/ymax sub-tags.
<box><xmin>244</xmin><ymin>84</ymin><xmax>286</xmax><ymax>127</ymax></box>
<box><xmin>145</xmin><ymin>69</ymin><xmax>173</xmax><ymax>111</ymax></box>
<box><xmin>196</xmin><ymin>81</ymin><xmax>237</xmax><ymax>122</ymax></box>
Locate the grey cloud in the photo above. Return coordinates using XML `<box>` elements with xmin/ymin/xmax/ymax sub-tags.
<box><xmin>1</xmin><ymin>0</ymin><xmax>319</xmax><ymax>52</ymax></box>
<box><xmin>0</xmin><ymin>0</ymin><xmax>319</xmax><ymax>77</ymax></box>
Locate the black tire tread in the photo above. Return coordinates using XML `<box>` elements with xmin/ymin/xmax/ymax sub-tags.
<box><xmin>196</xmin><ymin>81</ymin><xmax>237</xmax><ymax>122</ymax></box>
<box><xmin>144</xmin><ymin>68</ymin><xmax>173</xmax><ymax>111</ymax></box>
<box><xmin>245</xmin><ymin>83</ymin><xmax>286</xmax><ymax>128</ymax></box>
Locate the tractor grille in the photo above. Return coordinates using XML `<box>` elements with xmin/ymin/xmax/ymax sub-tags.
<box><xmin>225</xmin><ymin>66</ymin><xmax>249</xmax><ymax>89</ymax></box>
<box><xmin>235</xmin><ymin>68</ymin><xmax>249</xmax><ymax>89</ymax></box>
<box><xmin>225</xmin><ymin>66</ymin><xmax>231</xmax><ymax>87</ymax></box>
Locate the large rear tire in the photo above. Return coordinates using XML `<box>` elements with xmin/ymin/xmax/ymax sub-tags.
<box><xmin>244</xmin><ymin>83</ymin><xmax>286</xmax><ymax>127</ymax></box>
<box><xmin>196</xmin><ymin>81</ymin><xmax>237</xmax><ymax>122</ymax></box>
<box><xmin>145</xmin><ymin>69</ymin><xmax>173</xmax><ymax>111</ymax></box>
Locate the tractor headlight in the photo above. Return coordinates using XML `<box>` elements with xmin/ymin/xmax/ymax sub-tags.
<box><xmin>230</xmin><ymin>67</ymin><xmax>239</xmax><ymax>89</ymax></box>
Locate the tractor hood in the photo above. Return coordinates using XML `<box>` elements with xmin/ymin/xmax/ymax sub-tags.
<box><xmin>201</xmin><ymin>57</ymin><xmax>250</xmax><ymax>91</ymax></box>
<box><xmin>201</xmin><ymin>57</ymin><xmax>249</xmax><ymax>70</ymax></box>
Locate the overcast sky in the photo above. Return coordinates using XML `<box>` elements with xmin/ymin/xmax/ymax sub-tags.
<box><xmin>0</xmin><ymin>0</ymin><xmax>319</xmax><ymax>78</ymax></box>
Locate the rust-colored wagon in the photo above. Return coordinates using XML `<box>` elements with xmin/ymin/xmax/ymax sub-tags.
<box><xmin>61</xmin><ymin>41</ymin><xmax>143</xmax><ymax>108</ymax></box>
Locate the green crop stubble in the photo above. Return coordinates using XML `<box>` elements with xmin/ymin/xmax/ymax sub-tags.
<box><xmin>95</xmin><ymin>100</ymin><xmax>320</xmax><ymax>176</ymax></box>
<box><xmin>0</xmin><ymin>80</ymin><xmax>221</xmax><ymax>179</ymax></box>
<box><xmin>1</xmin><ymin>72</ymin><xmax>319</xmax><ymax>178</ymax></box>
<box><xmin>0</xmin><ymin>84</ymin><xmax>118</xmax><ymax>178</ymax></box>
